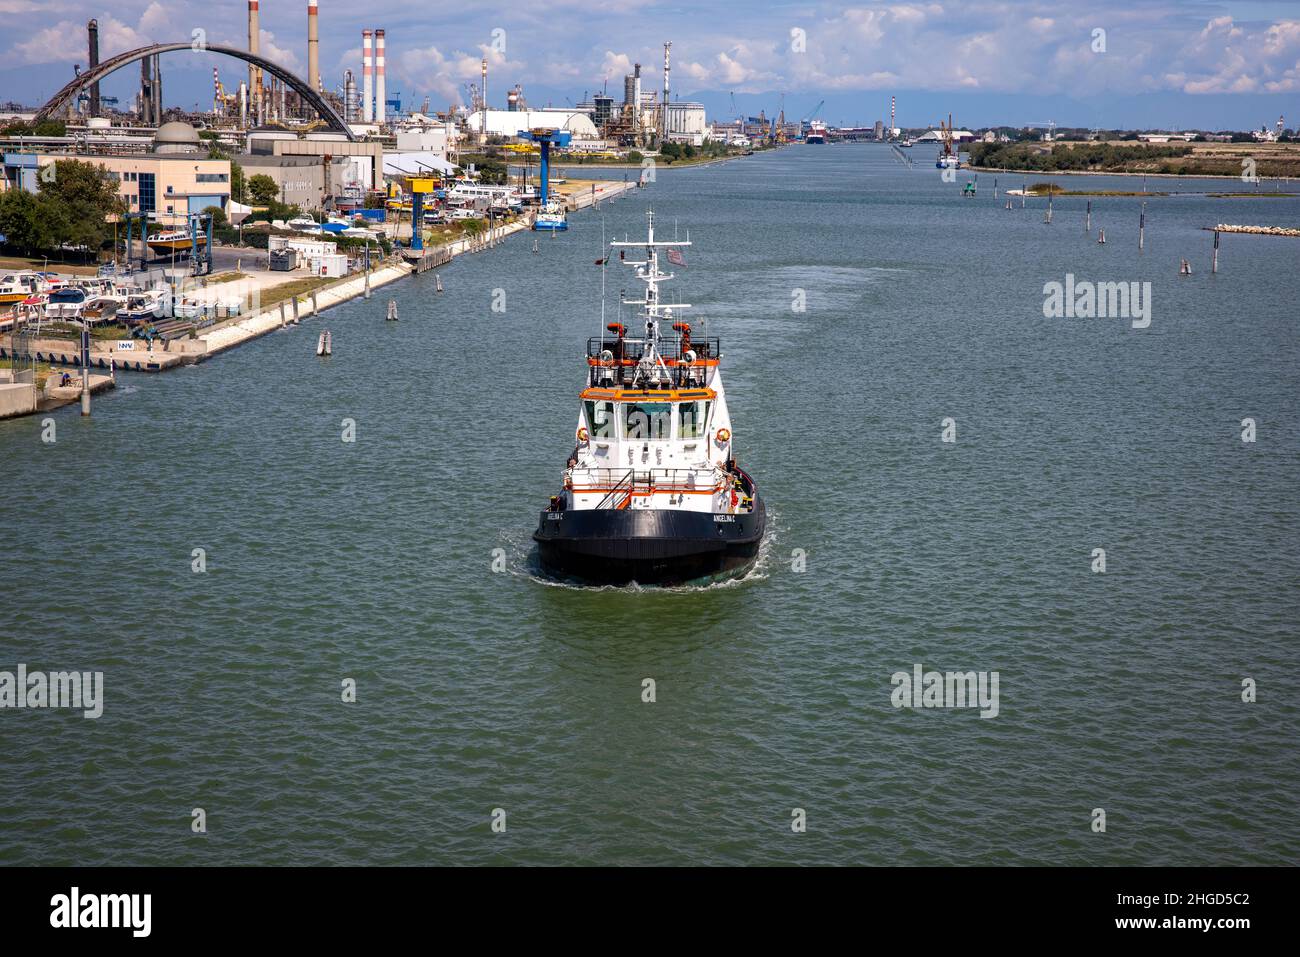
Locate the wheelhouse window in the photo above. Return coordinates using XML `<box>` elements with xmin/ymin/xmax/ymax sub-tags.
<box><xmin>678</xmin><ymin>400</ymin><xmax>711</xmax><ymax>439</ymax></box>
<box><xmin>584</xmin><ymin>400</ymin><xmax>616</xmax><ymax>439</ymax></box>
<box><xmin>624</xmin><ymin>402</ymin><xmax>671</xmax><ymax>440</ymax></box>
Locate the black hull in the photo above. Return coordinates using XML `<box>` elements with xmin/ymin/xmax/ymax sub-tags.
<box><xmin>534</xmin><ymin>497</ymin><xmax>766</xmax><ymax>586</ymax></box>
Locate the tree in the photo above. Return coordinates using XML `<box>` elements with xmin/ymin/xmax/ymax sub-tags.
<box><xmin>1</xmin><ymin>119</ymin><xmax>66</xmax><ymax>137</ymax></box>
<box><xmin>202</xmin><ymin>205</ymin><xmax>228</xmax><ymax>228</ymax></box>
<box><xmin>476</xmin><ymin>160</ymin><xmax>507</xmax><ymax>185</ymax></box>
<box><xmin>37</xmin><ymin>159</ymin><xmax>125</xmax><ymax>252</ymax></box>
<box><xmin>229</xmin><ymin>159</ymin><xmax>244</xmax><ymax>204</ymax></box>
<box><xmin>0</xmin><ymin>189</ymin><xmax>57</xmax><ymax>255</ymax></box>
<box><xmin>247</xmin><ymin>174</ymin><xmax>280</xmax><ymax>205</ymax></box>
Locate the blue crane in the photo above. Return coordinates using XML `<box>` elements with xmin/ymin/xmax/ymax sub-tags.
<box><xmin>517</xmin><ymin>127</ymin><xmax>572</xmax><ymax>204</ymax></box>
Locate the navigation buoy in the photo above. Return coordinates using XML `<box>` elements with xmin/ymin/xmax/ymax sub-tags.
<box><xmin>386</xmin><ymin>299</ymin><xmax>398</xmax><ymax>321</ymax></box>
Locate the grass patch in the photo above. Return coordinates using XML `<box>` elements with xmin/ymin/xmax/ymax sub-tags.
<box><xmin>0</xmin><ymin>255</ymin><xmax>100</xmax><ymax>276</ymax></box>
<box><xmin>1</xmin><ymin>356</ymin><xmax>53</xmax><ymax>390</ymax></box>
<box><xmin>204</xmin><ymin>271</ymin><xmax>249</xmax><ymax>285</ymax></box>
<box><xmin>28</xmin><ymin>322</ymin><xmax>132</xmax><ymax>341</ymax></box>
<box><xmin>255</xmin><ymin>277</ymin><xmax>334</xmax><ymax>311</ymax></box>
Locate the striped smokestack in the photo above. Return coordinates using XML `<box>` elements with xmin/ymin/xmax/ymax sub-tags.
<box><xmin>661</xmin><ymin>41</ymin><xmax>671</xmax><ymax>142</ymax></box>
<box><xmin>375</xmin><ymin>29</ymin><xmax>386</xmax><ymax>124</ymax></box>
<box><xmin>308</xmin><ymin>1</ymin><xmax>320</xmax><ymax>93</ymax></box>
<box><xmin>362</xmin><ymin>29</ymin><xmax>373</xmax><ymax>123</ymax></box>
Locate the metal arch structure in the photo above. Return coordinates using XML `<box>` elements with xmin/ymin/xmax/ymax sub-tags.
<box><xmin>35</xmin><ymin>42</ymin><xmax>355</xmax><ymax>140</ymax></box>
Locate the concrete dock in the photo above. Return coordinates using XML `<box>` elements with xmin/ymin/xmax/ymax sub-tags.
<box><xmin>0</xmin><ymin>368</ymin><xmax>115</xmax><ymax>420</ymax></box>
<box><xmin>199</xmin><ymin>260</ymin><xmax>412</xmax><ymax>356</ymax></box>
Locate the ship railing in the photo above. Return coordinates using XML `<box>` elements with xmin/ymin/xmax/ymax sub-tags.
<box><xmin>595</xmin><ymin>470</ymin><xmax>635</xmax><ymax>509</ymax></box>
<box><xmin>586</xmin><ymin>336</ymin><xmax>720</xmax><ymax>362</ymax></box>
<box><xmin>588</xmin><ymin>365</ymin><xmax>709</xmax><ymax>390</ymax></box>
<box><xmin>583</xmin><ymin>468</ymin><xmax>722</xmax><ymax>508</ymax></box>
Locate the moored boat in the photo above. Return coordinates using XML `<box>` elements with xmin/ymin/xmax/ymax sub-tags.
<box><xmin>533</xmin><ymin>199</ymin><xmax>568</xmax><ymax>231</ymax></box>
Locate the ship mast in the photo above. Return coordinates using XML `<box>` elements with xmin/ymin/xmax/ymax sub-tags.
<box><xmin>609</xmin><ymin>209</ymin><xmax>693</xmax><ymax>356</ymax></box>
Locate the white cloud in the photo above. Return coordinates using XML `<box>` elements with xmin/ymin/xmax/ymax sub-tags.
<box><xmin>257</xmin><ymin>30</ymin><xmax>301</xmax><ymax>73</ymax></box>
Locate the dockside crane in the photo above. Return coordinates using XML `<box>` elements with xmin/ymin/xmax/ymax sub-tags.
<box><xmin>800</xmin><ymin>99</ymin><xmax>825</xmax><ymax>136</ymax></box>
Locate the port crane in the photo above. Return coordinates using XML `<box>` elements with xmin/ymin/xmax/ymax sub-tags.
<box><xmin>800</xmin><ymin>99</ymin><xmax>825</xmax><ymax>137</ymax></box>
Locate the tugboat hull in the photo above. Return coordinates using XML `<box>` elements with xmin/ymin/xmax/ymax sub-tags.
<box><xmin>534</xmin><ymin>498</ymin><xmax>766</xmax><ymax>586</ymax></box>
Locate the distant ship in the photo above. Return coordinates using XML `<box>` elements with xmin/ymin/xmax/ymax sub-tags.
<box><xmin>805</xmin><ymin>120</ymin><xmax>827</xmax><ymax>144</ymax></box>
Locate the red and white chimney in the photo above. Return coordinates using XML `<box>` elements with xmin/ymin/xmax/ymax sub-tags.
<box><xmin>361</xmin><ymin>29</ymin><xmax>373</xmax><ymax>123</ymax></box>
<box><xmin>307</xmin><ymin>2</ymin><xmax>320</xmax><ymax>93</ymax></box>
<box><xmin>374</xmin><ymin>29</ymin><xmax>386</xmax><ymax>124</ymax></box>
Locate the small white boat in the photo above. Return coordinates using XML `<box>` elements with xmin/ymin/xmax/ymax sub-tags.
<box><xmin>533</xmin><ymin>200</ymin><xmax>568</xmax><ymax>232</ymax></box>
<box><xmin>119</xmin><ymin>290</ymin><xmax>168</xmax><ymax>322</ymax></box>
<box><xmin>0</xmin><ymin>270</ymin><xmax>45</xmax><ymax>305</ymax></box>
<box><xmin>146</xmin><ymin>229</ymin><xmax>207</xmax><ymax>254</ymax></box>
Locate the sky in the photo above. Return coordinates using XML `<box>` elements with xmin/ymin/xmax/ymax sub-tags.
<box><xmin>0</xmin><ymin>0</ymin><xmax>1297</xmax><ymax>130</ymax></box>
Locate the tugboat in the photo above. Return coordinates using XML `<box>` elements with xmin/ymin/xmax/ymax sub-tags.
<box><xmin>533</xmin><ymin>211</ymin><xmax>766</xmax><ymax>585</ymax></box>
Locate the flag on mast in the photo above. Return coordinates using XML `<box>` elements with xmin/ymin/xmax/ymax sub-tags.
<box><xmin>666</xmin><ymin>248</ymin><xmax>686</xmax><ymax>267</ymax></box>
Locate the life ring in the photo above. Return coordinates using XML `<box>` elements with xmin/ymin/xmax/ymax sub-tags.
<box><xmin>716</xmin><ymin>428</ymin><xmax>731</xmax><ymax>443</ymax></box>
<box><xmin>577</xmin><ymin>426</ymin><xmax>589</xmax><ymax>442</ymax></box>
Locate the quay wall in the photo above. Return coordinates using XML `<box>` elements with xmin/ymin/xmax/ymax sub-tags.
<box><xmin>200</xmin><ymin>261</ymin><xmax>412</xmax><ymax>356</ymax></box>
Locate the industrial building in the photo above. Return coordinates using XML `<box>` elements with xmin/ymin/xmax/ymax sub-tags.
<box><xmin>246</xmin><ymin>129</ymin><xmax>384</xmax><ymax>191</ymax></box>
<box><xmin>237</xmin><ymin>153</ymin><xmax>352</xmax><ymax>210</ymax></box>
<box><xmin>394</xmin><ymin>118</ymin><xmax>453</xmax><ymax>155</ymax></box>
<box><xmin>2</xmin><ymin>122</ymin><xmax>230</xmax><ymax>226</ymax></box>
<box><xmin>665</xmin><ymin>102</ymin><xmax>707</xmax><ymax>146</ymax></box>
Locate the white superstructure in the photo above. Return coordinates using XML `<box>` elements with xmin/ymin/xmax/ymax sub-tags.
<box><xmin>556</xmin><ymin>211</ymin><xmax>752</xmax><ymax>516</ymax></box>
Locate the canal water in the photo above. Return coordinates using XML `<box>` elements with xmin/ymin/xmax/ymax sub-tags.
<box><xmin>2</xmin><ymin>146</ymin><xmax>1297</xmax><ymax>865</ymax></box>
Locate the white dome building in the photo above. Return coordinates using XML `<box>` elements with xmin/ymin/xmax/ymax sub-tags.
<box><xmin>153</xmin><ymin>121</ymin><xmax>202</xmax><ymax>154</ymax></box>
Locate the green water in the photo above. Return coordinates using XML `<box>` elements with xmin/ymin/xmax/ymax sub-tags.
<box><xmin>1</xmin><ymin>146</ymin><xmax>1297</xmax><ymax>864</ymax></box>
